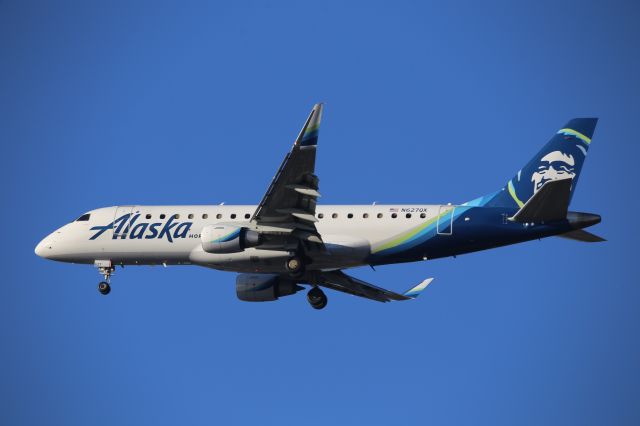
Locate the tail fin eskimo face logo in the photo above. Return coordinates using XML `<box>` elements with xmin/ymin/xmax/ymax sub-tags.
<box><xmin>479</xmin><ymin>118</ymin><xmax>596</xmax><ymax>209</ymax></box>
<box><xmin>531</xmin><ymin>151</ymin><xmax>576</xmax><ymax>194</ymax></box>
<box><xmin>508</xmin><ymin>138</ymin><xmax>587</xmax><ymax>208</ymax></box>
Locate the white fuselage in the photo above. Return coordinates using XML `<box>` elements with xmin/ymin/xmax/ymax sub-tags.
<box><xmin>35</xmin><ymin>204</ymin><xmax>451</xmax><ymax>273</ymax></box>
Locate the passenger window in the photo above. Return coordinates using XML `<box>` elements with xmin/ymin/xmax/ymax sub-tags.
<box><xmin>332</xmin><ymin>213</ymin><xmax>338</xmax><ymax>219</ymax></box>
<box><xmin>318</xmin><ymin>213</ymin><xmax>324</xmax><ymax>219</ymax></box>
<box><xmin>377</xmin><ymin>213</ymin><xmax>383</xmax><ymax>218</ymax></box>
<box><xmin>174</xmin><ymin>214</ymin><xmax>180</xmax><ymax>219</ymax></box>
<box><xmin>406</xmin><ymin>213</ymin><xmax>412</xmax><ymax>219</ymax></box>
<box><xmin>160</xmin><ymin>214</ymin><xmax>166</xmax><ymax>219</ymax></box>
<box><xmin>363</xmin><ymin>213</ymin><xmax>369</xmax><ymax>218</ymax></box>
<box><xmin>76</xmin><ymin>214</ymin><xmax>90</xmax><ymax>221</ymax></box>
<box><xmin>146</xmin><ymin>214</ymin><xmax>152</xmax><ymax>219</ymax></box>
<box><xmin>188</xmin><ymin>214</ymin><xmax>194</xmax><ymax>219</ymax></box>
<box><xmin>347</xmin><ymin>213</ymin><xmax>353</xmax><ymax>219</ymax></box>
<box><xmin>391</xmin><ymin>213</ymin><xmax>397</xmax><ymax>218</ymax></box>
<box><xmin>216</xmin><ymin>213</ymin><xmax>222</xmax><ymax>219</ymax></box>
<box><xmin>231</xmin><ymin>214</ymin><xmax>236</xmax><ymax>219</ymax></box>
<box><xmin>244</xmin><ymin>213</ymin><xmax>250</xmax><ymax>219</ymax></box>
<box><xmin>420</xmin><ymin>212</ymin><xmax>426</xmax><ymax>218</ymax></box>
<box><xmin>202</xmin><ymin>214</ymin><xmax>208</xmax><ymax>219</ymax></box>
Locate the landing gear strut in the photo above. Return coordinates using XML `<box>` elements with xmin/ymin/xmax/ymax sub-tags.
<box><xmin>285</xmin><ymin>255</ymin><xmax>305</xmax><ymax>278</ymax></box>
<box><xmin>307</xmin><ymin>286</ymin><xmax>327</xmax><ymax>310</ymax></box>
<box><xmin>95</xmin><ymin>260</ymin><xmax>114</xmax><ymax>296</ymax></box>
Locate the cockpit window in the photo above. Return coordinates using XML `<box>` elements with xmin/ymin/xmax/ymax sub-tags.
<box><xmin>76</xmin><ymin>213</ymin><xmax>90</xmax><ymax>222</ymax></box>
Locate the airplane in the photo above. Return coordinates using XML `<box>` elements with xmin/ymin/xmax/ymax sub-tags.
<box><xmin>35</xmin><ymin>104</ymin><xmax>604</xmax><ymax>309</ymax></box>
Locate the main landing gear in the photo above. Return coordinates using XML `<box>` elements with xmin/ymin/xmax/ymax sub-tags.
<box><xmin>95</xmin><ymin>260</ymin><xmax>114</xmax><ymax>296</ymax></box>
<box><xmin>285</xmin><ymin>254</ymin><xmax>326</xmax><ymax>309</ymax></box>
<box><xmin>307</xmin><ymin>286</ymin><xmax>327</xmax><ymax>310</ymax></box>
<box><xmin>285</xmin><ymin>255</ymin><xmax>305</xmax><ymax>279</ymax></box>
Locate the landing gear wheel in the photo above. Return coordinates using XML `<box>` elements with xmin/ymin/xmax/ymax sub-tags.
<box><xmin>98</xmin><ymin>281</ymin><xmax>111</xmax><ymax>295</ymax></box>
<box><xmin>96</xmin><ymin>262</ymin><xmax>115</xmax><ymax>295</ymax></box>
<box><xmin>307</xmin><ymin>286</ymin><xmax>327</xmax><ymax>310</ymax></box>
<box><xmin>285</xmin><ymin>256</ymin><xmax>305</xmax><ymax>278</ymax></box>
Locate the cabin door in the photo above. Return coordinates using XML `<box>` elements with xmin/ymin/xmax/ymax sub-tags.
<box><xmin>113</xmin><ymin>206</ymin><xmax>135</xmax><ymax>238</ymax></box>
<box><xmin>436</xmin><ymin>205</ymin><xmax>455</xmax><ymax>235</ymax></box>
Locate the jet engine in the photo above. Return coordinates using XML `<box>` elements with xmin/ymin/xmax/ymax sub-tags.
<box><xmin>236</xmin><ymin>273</ymin><xmax>304</xmax><ymax>302</ymax></box>
<box><xmin>201</xmin><ymin>225</ymin><xmax>261</xmax><ymax>254</ymax></box>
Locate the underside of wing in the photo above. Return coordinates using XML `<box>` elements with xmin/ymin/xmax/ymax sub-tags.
<box><xmin>305</xmin><ymin>270</ymin><xmax>433</xmax><ymax>303</ymax></box>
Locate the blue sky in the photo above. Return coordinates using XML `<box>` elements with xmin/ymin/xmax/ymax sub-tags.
<box><xmin>2</xmin><ymin>1</ymin><xmax>639</xmax><ymax>425</ymax></box>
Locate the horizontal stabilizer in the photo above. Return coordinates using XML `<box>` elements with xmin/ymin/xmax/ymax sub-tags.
<box><xmin>510</xmin><ymin>178</ymin><xmax>572</xmax><ymax>223</ymax></box>
<box><xmin>558</xmin><ymin>229</ymin><xmax>606</xmax><ymax>242</ymax></box>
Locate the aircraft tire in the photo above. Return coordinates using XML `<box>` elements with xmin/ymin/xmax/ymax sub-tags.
<box><xmin>98</xmin><ymin>281</ymin><xmax>111</xmax><ymax>295</ymax></box>
<box><xmin>307</xmin><ymin>286</ymin><xmax>327</xmax><ymax>310</ymax></box>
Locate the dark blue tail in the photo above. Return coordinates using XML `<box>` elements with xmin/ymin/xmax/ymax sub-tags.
<box><xmin>473</xmin><ymin>118</ymin><xmax>598</xmax><ymax>209</ymax></box>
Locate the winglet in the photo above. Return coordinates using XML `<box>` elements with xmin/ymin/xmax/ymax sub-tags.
<box><xmin>295</xmin><ymin>103</ymin><xmax>323</xmax><ymax>147</ymax></box>
<box><xmin>403</xmin><ymin>278</ymin><xmax>434</xmax><ymax>299</ymax></box>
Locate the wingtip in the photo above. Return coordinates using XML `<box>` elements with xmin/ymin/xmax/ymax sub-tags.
<box><xmin>295</xmin><ymin>103</ymin><xmax>323</xmax><ymax>147</ymax></box>
<box><xmin>404</xmin><ymin>278</ymin><xmax>434</xmax><ymax>299</ymax></box>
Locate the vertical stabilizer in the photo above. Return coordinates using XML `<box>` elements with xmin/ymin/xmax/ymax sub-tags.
<box><xmin>478</xmin><ymin>118</ymin><xmax>597</xmax><ymax>209</ymax></box>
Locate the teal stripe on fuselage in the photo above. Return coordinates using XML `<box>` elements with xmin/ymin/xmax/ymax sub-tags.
<box><xmin>371</xmin><ymin>206</ymin><xmax>472</xmax><ymax>258</ymax></box>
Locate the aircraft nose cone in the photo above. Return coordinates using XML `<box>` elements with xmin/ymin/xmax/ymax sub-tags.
<box><xmin>35</xmin><ymin>238</ymin><xmax>52</xmax><ymax>258</ymax></box>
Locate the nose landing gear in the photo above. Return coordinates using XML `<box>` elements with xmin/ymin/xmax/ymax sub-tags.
<box><xmin>95</xmin><ymin>260</ymin><xmax>114</xmax><ymax>296</ymax></box>
<box><xmin>98</xmin><ymin>281</ymin><xmax>111</xmax><ymax>295</ymax></box>
<box><xmin>307</xmin><ymin>286</ymin><xmax>327</xmax><ymax>310</ymax></box>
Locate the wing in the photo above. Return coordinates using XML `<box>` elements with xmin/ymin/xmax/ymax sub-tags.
<box><xmin>306</xmin><ymin>270</ymin><xmax>433</xmax><ymax>303</ymax></box>
<box><xmin>251</xmin><ymin>103</ymin><xmax>324</xmax><ymax>248</ymax></box>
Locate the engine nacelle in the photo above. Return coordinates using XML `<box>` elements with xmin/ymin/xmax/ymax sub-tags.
<box><xmin>201</xmin><ymin>225</ymin><xmax>261</xmax><ymax>254</ymax></box>
<box><xmin>236</xmin><ymin>274</ymin><xmax>303</xmax><ymax>302</ymax></box>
